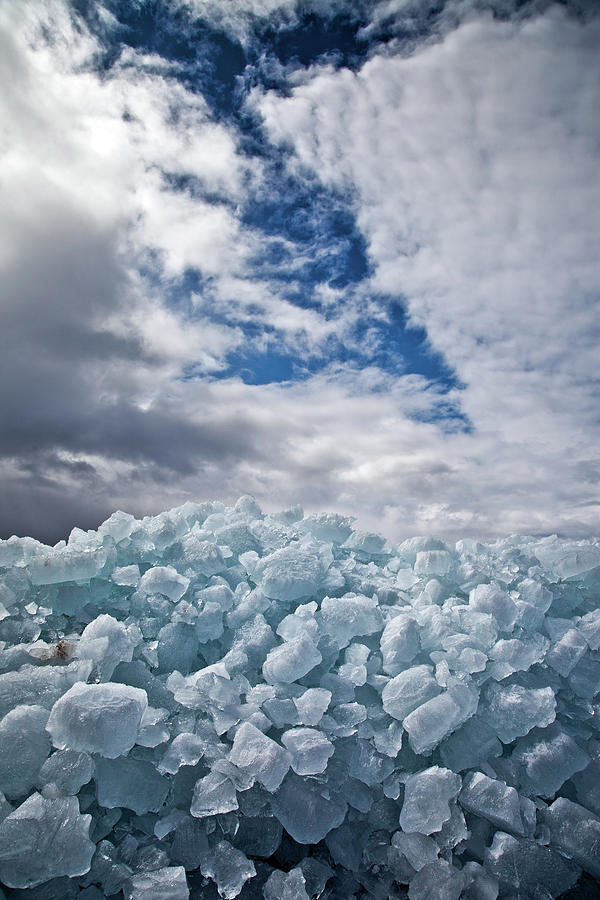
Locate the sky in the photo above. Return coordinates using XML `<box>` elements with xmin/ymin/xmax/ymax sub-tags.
<box><xmin>1</xmin><ymin>0</ymin><xmax>599</xmax><ymax>545</ymax></box>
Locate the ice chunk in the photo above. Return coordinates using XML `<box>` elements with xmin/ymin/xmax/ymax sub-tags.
<box><xmin>228</xmin><ymin>722</ymin><xmax>291</xmax><ymax>792</ymax></box>
<box><xmin>403</xmin><ymin>683</ymin><xmax>478</xmax><ymax>755</ymax></box>
<box><xmin>480</xmin><ymin>682</ymin><xmax>556</xmax><ymax>743</ymax></box>
<box><xmin>78</xmin><ymin>614</ymin><xmax>136</xmax><ymax>680</ymax></box>
<box><xmin>408</xmin><ymin>859</ymin><xmax>467</xmax><ymax>900</ymax></box>
<box><xmin>200</xmin><ymin>840</ymin><xmax>255</xmax><ymax>899</ymax></box>
<box><xmin>262</xmin><ymin>634</ymin><xmax>322</xmax><ymax>684</ymax></box>
<box><xmin>293</xmin><ymin>687</ymin><xmax>331</xmax><ymax>725</ymax></box>
<box><xmin>439</xmin><ymin>716</ymin><xmax>502</xmax><ymax>772</ymax></box>
<box><xmin>533</xmin><ymin>539</ymin><xmax>600</xmax><ymax>579</ymax></box>
<box><xmin>46</xmin><ymin>682</ymin><xmax>148</xmax><ymax>757</ymax></box>
<box><xmin>399</xmin><ymin>766</ymin><xmax>461</xmax><ymax>834</ymax></box>
<box><xmin>540</xmin><ymin>797</ymin><xmax>600</xmax><ymax>879</ymax></box>
<box><xmin>568</xmin><ymin>652</ymin><xmax>600</xmax><ymax>698</ymax></box>
<box><xmin>572</xmin><ymin>760</ymin><xmax>600</xmax><ymax>816</ymax></box>
<box><xmin>380</xmin><ymin>614</ymin><xmax>420</xmax><ymax>676</ymax></box>
<box><xmin>139</xmin><ymin>566</ymin><xmax>190</xmax><ymax>601</ymax></box>
<box><xmin>0</xmin><ymin>793</ymin><xmax>94</xmax><ymax>888</ymax></box>
<box><xmin>342</xmin><ymin>530</ymin><xmax>386</xmax><ymax>554</ymax></box>
<box><xmin>272</xmin><ymin>773</ymin><xmax>347</xmax><ymax>843</ymax></box>
<box><xmin>179</xmin><ymin>534</ymin><xmax>226</xmax><ymax>576</ymax></box>
<box><xmin>190</xmin><ymin>770</ymin><xmax>238</xmax><ymax>818</ymax></box>
<box><xmin>126</xmin><ymin>866</ymin><xmax>189</xmax><ymax>900</ymax></box>
<box><xmin>158</xmin><ymin>733</ymin><xmax>207</xmax><ymax>775</ymax></box>
<box><xmin>469</xmin><ymin>583</ymin><xmax>517</xmax><ymax>631</ymax></box>
<box><xmin>486</xmin><ymin>634</ymin><xmax>548</xmax><ymax>681</ymax></box>
<box><xmin>253</xmin><ymin>542</ymin><xmax>330</xmax><ymax>601</ymax></box>
<box><xmin>319</xmin><ymin>593</ymin><xmax>383</xmax><ymax>648</ymax></box>
<box><xmin>546</xmin><ymin>627</ymin><xmax>588</xmax><ymax>675</ymax></box>
<box><xmin>95</xmin><ymin>756</ymin><xmax>169</xmax><ymax>814</ymax></box>
<box><xmin>0</xmin><ymin>659</ymin><xmax>92</xmax><ymax>718</ymax></box>
<box><xmin>459</xmin><ymin>772</ymin><xmax>526</xmax><ymax>835</ymax></box>
<box><xmin>38</xmin><ymin>749</ymin><xmax>93</xmax><ymax>796</ymax></box>
<box><xmin>484</xmin><ymin>831</ymin><xmax>580</xmax><ymax>897</ymax></box>
<box><xmin>111</xmin><ymin>564</ymin><xmax>140</xmax><ymax>586</ymax></box>
<box><xmin>511</xmin><ymin>723</ymin><xmax>590</xmax><ymax>797</ymax></box>
<box><xmin>282</xmin><ymin>727</ymin><xmax>334</xmax><ymax>775</ymax></box>
<box><xmin>381</xmin><ymin>664</ymin><xmax>441</xmax><ymax>721</ymax></box>
<box><xmin>0</xmin><ymin>705</ymin><xmax>51</xmax><ymax>798</ymax></box>
<box><xmin>28</xmin><ymin>546</ymin><xmax>108</xmax><ymax>585</ymax></box>
<box><xmin>414</xmin><ymin>550</ymin><xmax>452</xmax><ymax>576</ymax></box>
<box><xmin>264</xmin><ymin>866</ymin><xmax>310</xmax><ymax>900</ymax></box>
<box><xmin>391</xmin><ymin>831</ymin><xmax>439</xmax><ymax>870</ymax></box>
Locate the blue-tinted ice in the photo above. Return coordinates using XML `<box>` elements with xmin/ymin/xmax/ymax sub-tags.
<box><xmin>0</xmin><ymin>498</ymin><xmax>598</xmax><ymax>897</ymax></box>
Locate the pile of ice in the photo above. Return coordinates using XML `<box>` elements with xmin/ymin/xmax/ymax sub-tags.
<box><xmin>0</xmin><ymin>497</ymin><xmax>599</xmax><ymax>900</ymax></box>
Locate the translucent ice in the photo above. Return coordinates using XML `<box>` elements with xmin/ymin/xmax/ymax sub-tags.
<box><xmin>282</xmin><ymin>727</ymin><xmax>335</xmax><ymax>775</ymax></box>
<box><xmin>459</xmin><ymin>772</ymin><xmax>526</xmax><ymax>835</ymax></box>
<box><xmin>46</xmin><ymin>682</ymin><xmax>148</xmax><ymax>757</ymax></box>
<box><xmin>0</xmin><ymin>499</ymin><xmax>598</xmax><ymax>898</ymax></box>
<box><xmin>0</xmin><ymin>793</ymin><xmax>94</xmax><ymax>888</ymax></box>
<box><xmin>228</xmin><ymin>721</ymin><xmax>291</xmax><ymax>792</ymax></box>
<box><xmin>126</xmin><ymin>866</ymin><xmax>189</xmax><ymax>900</ymax></box>
<box><xmin>0</xmin><ymin>705</ymin><xmax>51</xmax><ymax>798</ymax></box>
<box><xmin>262</xmin><ymin>634</ymin><xmax>322</xmax><ymax>684</ymax></box>
<box><xmin>272</xmin><ymin>773</ymin><xmax>347</xmax><ymax>843</ymax></box>
<box><xmin>399</xmin><ymin>766</ymin><xmax>462</xmax><ymax>834</ymax></box>
<box><xmin>480</xmin><ymin>682</ymin><xmax>556</xmax><ymax>743</ymax></box>
<box><xmin>381</xmin><ymin>664</ymin><xmax>441</xmax><ymax>721</ymax></box>
<box><xmin>199</xmin><ymin>840</ymin><xmax>255</xmax><ymax>899</ymax></box>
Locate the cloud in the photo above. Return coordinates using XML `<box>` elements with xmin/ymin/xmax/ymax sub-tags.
<box><xmin>1</xmin><ymin>0</ymin><xmax>598</xmax><ymax>544</ymax></box>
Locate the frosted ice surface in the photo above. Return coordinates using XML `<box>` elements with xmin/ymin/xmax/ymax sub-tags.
<box><xmin>0</xmin><ymin>659</ymin><xmax>92</xmax><ymax>718</ymax></box>
<box><xmin>0</xmin><ymin>705</ymin><xmax>51</xmax><ymax>798</ymax></box>
<box><xmin>511</xmin><ymin>723</ymin><xmax>590</xmax><ymax>797</ymax></box>
<box><xmin>262</xmin><ymin>633</ymin><xmax>322</xmax><ymax>683</ymax></box>
<box><xmin>282</xmin><ymin>727</ymin><xmax>334</xmax><ymax>774</ymax></box>
<box><xmin>38</xmin><ymin>749</ymin><xmax>93</xmax><ymax>796</ymax></box>
<box><xmin>158</xmin><ymin>732</ymin><xmax>207</xmax><ymax>774</ymax></box>
<box><xmin>263</xmin><ymin>866</ymin><xmax>310</xmax><ymax>900</ymax></box>
<box><xmin>546</xmin><ymin>627</ymin><xmax>588</xmax><ymax>675</ymax></box>
<box><xmin>440</xmin><ymin>716</ymin><xmax>502</xmax><ymax>772</ymax></box>
<box><xmin>319</xmin><ymin>593</ymin><xmax>383</xmax><ymax>648</ymax></box>
<box><xmin>228</xmin><ymin>721</ymin><xmax>291</xmax><ymax>791</ymax></box>
<box><xmin>403</xmin><ymin>683</ymin><xmax>478</xmax><ymax>755</ymax></box>
<box><xmin>381</xmin><ymin>664</ymin><xmax>440</xmax><ymax>721</ymax></box>
<box><xmin>190</xmin><ymin>769</ymin><xmax>238</xmax><ymax>817</ymax></box>
<box><xmin>408</xmin><ymin>858</ymin><xmax>467</xmax><ymax>900</ymax></box>
<box><xmin>139</xmin><ymin>565</ymin><xmax>190</xmax><ymax>601</ymax></box>
<box><xmin>459</xmin><ymin>772</ymin><xmax>526</xmax><ymax>835</ymax></box>
<box><xmin>27</xmin><ymin>546</ymin><xmax>108</xmax><ymax>585</ymax></box>
<box><xmin>95</xmin><ymin>756</ymin><xmax>169</xmax><ymax>814</ymax></box>
<box><xmin>391</xmin><ymin>831</ymin><xmax>439</xmax><ymax>871</ymax></box>
<box><xmin>380</xmin><ymin>614</ymin><xmax>420</xmax><ymax>675</ymax></box>
<box><xmin>540</xmin><ymin>797</ymin><xmax>600</xmax><ymax>879</ymax></box>
<box><xmin>78</xmin><ymin>614</ymin><xmax>136</xmax><ymax>680</ymax></box>
<box><xmin>272</xmin><ymin>773</ymin><xmax>347</xmax><ymax>843</ymax></box>
<box><xmin>199</xmin><ymin>840</ymin><xmax>256</xmax><ymax>899</ymax></box>
<box><xmin>480</xmin><ymin>682</ymin><xmax>556</xmax><ymax>743</ymax></box>
<box><xmin>126</xmin><ymin>866</ymin><xmax>189</xmax><ymax>900</ymax></box>
<box><xmin>253</xmin><ymin>542</ymin><xmax>329</xmax><ymax>601</ymax></box>
<box><xmin>400</xmin><ymin>766</ymin><xmax>462</xmax><ymax>834</ymax></box>
<box><xmin>413</xmin><ymin>550</ymin><xmax>452</xmax><ymax>576</ymax></box>
<box><xmin>46</xmin><ymin>682</ymin><xmax>148</xmax><ymax>757</ymax></box>
<box><xmin>468</xmin><ymin>583</ymin><xmax>517</xmax><ymax>631</ymax></box>
<box><xmin>0</xmin><ymin>793</ymin><xmax>94</xmax><ymax>888</ymax></box>
<box><xmin>293</xmin><ymin>687</ymin><xmax>331</xmax><ymax>725</ymax></box>
<box><xmin>484</xmin><ymin>831</ymin><xmax>580</xmax><ymax>897</ymax></box>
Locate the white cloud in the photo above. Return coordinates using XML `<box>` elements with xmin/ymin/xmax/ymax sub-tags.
<box><xmin>250</xmin><ymin>8</ymin><xmax>600</xmax><ymax>535</ymax></box>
